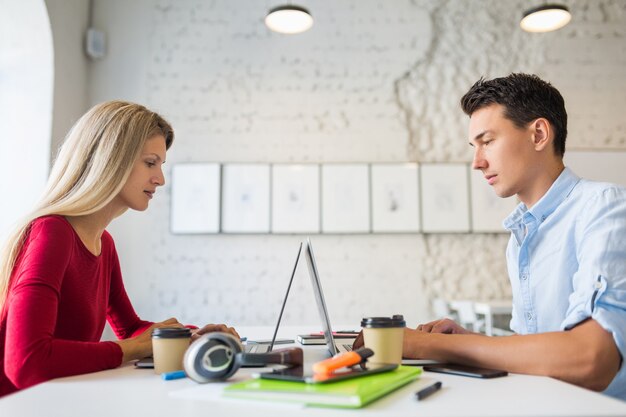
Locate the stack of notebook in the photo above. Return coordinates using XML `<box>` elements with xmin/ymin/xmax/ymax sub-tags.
<box><xmin>224</xmin><ymin>366</ymin><xmax>421</xmax><ymax>409</ymax></box>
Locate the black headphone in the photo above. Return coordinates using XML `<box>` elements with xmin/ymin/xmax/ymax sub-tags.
<box><xmin>183</xmin><ymin>332</ymin><xmax>303</xmax><ymax>382</ymax></box>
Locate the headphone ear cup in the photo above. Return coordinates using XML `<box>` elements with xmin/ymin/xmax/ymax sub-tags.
<box><xmin>183</xmin><ymin>332</ymin><xmax>243</xmax><ymax>382</ymax></box>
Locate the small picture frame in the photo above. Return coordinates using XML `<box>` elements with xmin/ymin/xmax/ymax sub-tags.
<box><xmin>420</xmin><ymin>163</ymin><xmax>470</xmax><ymax>233</ymax></box>
<box><xmin>170</xmin><ymin>163</ymin><xmax>220</xmax><ymax>234</ymax></box>
<box><xmin>321</xmin><ymin>164</ymin><xmax>370</xmax><ymax>233</ymax></box>
<box><xmin>371</xmin><ymin>163</ymin><xmax>420</xmax><ymax>233</ymax></box>
<box><xmin>469</xmin><ymin>169</ymin><xmax>518</xmax><ymax>233</ymax></box>
<box><xmin>271</xmin><ymin>164</ymin><xmax>320</xmax><ymax>233</ymax></box>
<box><xmin>221</xmin><ymin>164</ymin><xmax>270</xmax><ymax>233</ymax></box>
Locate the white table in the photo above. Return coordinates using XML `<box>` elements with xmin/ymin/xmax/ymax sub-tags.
<box><xmin>1</xmin><ymin>326</ymin><xmax>625</xmax><ymax>416</ymax></box>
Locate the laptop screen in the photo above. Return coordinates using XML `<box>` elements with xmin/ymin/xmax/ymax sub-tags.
<box><xmin>268</xmin><ymin>241</ymin><xmax>303</xmax><ymax>351</ymax></box>
<box><xmin>302</xmin><ymin>238</ymin><xmax>442</xmax><ymax>367</ymax></box>
<box><xmin>304</xmin><ymin>237</ymin><xmax>340</xmax><ymax>356</ymax></box>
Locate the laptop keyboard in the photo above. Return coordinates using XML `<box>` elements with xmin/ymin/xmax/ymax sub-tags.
<box><xmin>244</xmin><ymin>344</ymin><xmax>272</xmax><ymax>353</ymax></box>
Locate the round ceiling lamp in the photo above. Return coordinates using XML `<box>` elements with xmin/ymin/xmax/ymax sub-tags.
<box><xmin>520</xmin><ymin>4</ymin><xmax>571</xmax><ymax>33</ymax></box>
<box><xmin>265</xmin><ymin>5</ymin><xmax>313</xmax><ymax>34</ymax></box>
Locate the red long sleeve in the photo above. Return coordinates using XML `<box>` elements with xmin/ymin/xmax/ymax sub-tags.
<box><xmin>0</xmin><ymin>216</ymin><xmax>152</xmax><ymax>397</ymax></box>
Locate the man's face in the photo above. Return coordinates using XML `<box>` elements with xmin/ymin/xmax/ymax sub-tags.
<box><xmin>469</xmin><ymin>104</ymin><xmax>538</xmax><ymax>201</ymax></box>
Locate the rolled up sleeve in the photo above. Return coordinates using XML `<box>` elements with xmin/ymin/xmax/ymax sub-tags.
<box><xmin>561</xmin><ymin>187</ymin><xmax>626</xmax><ymax>400</ymax></box>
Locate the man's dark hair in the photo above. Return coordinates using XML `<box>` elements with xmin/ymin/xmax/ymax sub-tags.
<box><xmin>460</xmin><ymin>73</ymin><xmax>568</xmax><ymax>157</ymax></box>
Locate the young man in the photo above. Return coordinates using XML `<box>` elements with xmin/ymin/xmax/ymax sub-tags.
<box><xmin>356</xmin><ymin>74</ymin><xmax>626</xmax><ymax>400</ymax></box>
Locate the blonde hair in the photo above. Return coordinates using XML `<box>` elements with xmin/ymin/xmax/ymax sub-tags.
<box><xmin>0</xmin><ymin>101</ymin><xmax>174</xmax><ymax>307</ymax></box>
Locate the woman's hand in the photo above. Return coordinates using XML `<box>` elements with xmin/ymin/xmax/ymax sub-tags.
<box><xmin>352</xmin><ymin>331</ymin><xmax>364</xmax><ymax>350</ymax></box>
<box><xmin>115</xmin><ymin>317</ymin><xmax>183</xmax><ymax>362</ymax></box>
<box><xmin>191</xmin><ymin>323</ymin><xmax>240</xmax><ymax>342</ymax></box>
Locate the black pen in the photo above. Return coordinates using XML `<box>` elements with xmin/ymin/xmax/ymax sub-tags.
<box><xmin>415</xmin><ymin>381</ymin><xmax>442</xmax><ymax>401</ymax></box>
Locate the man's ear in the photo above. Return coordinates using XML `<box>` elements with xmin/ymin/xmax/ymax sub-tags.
<box><xmin>530</xmin><ymin>118</ymin><xmax>552</xmax><ymax>152</ymax></box>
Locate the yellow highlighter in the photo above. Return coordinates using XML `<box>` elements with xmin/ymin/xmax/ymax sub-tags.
<box><xmin>312</xmin><ymin>348</ymin><xmax>374</xmax><ymax>374</ymax></box>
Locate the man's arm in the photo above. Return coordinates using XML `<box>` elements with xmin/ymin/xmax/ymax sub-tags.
<box><xmin>404</xmin><ymin>318</ymin><xmax>620</xmax><ymax>391</ymax></box>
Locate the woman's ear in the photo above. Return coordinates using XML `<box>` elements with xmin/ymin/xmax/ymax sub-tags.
<box><xmin>531</xmin><ymin>118</ymin><xmax>553</xmax><ymax>152</ymax></box>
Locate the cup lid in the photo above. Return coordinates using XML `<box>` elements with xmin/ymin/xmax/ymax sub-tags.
<box><xmin>361</xmin><ymin>315</ymin><xmax>406</xmax><ymax>328</ymax></box>
<box><xmin>151</xmin><ymin>327</ymin><xmax>192</xmax><ymax>338</ymax></box>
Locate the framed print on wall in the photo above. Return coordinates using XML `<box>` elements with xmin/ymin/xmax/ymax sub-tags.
<box><xmin>371</xmin><ymin>163</ymin><xmax>420</xmax><ymax>233</ymax></box>
<box><xmin>221</xmin><ymin>164</ymin><xmax>270</xmax><ymax>233</ymax></box>
<box><xmin>470</xmin><ymin>169</ymin><xmax>518</xmax><ymax>233</ymax></box>
<box><xmin>420</xmin><ymin>163</ymin><xmax>470</xmax><ymax>233</ymax></box>
<box><xmin>321</xmin><ymin>164</ymin><xmax>370</xmax><ymax>233</ymax></box>
<box><xmin>271</xmin><ymin>164</ymin><xmax>320</xmax><ymax>234</ymax></box>
<box><xmin>170</xmin><ymin>163</ymin><xmax>220</xmax><ymax>234</ymax></box>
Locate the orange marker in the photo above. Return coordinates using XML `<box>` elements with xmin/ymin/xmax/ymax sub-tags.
<box><xmin>312</xmin><ymin>348</ymin><xmax>374</xmax><ymax>374</ymax></box>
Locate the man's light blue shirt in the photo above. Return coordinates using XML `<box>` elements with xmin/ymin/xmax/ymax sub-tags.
<box><xmin>504</xmin><ymin>167</ymin><xmax>626</xmax><ymax>400</ymax></box>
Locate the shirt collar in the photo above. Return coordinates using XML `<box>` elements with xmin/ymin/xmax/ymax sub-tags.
<box><xmin>504</xmin><ymin>167</ymin><xmax>580</xmax><ymax>231</ymax></box>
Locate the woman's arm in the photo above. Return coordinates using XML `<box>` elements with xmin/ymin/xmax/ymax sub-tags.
<box><xmin>4</xmin><ymin>218</ymin><xmax>122</xmax><ymax>389</ymax></box>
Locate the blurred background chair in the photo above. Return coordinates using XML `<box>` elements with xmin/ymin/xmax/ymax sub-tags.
<box><xmin>449</xmin><ymin>300</ymin><xmax>485</xmax><ymax>333</ymax></box>
<box><xmin>432</xmin><ymin>297</ymin><xmax>455</xmax><ymax>320</ymax></box>
<box><xmin>432</xmin><ymin>298</ymin><xmax>514</xmax><ymax>335</ymax></box>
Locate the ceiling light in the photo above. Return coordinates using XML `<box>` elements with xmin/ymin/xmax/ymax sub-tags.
<box><xmin>520</xmin><ymin>4</ymin><xmax>571</xmax><ymax>33</ymax></box>
<box><xmin>265</xmin><ymin>5</ymin><xmax>313</xmax><ymax>34</ymax></box>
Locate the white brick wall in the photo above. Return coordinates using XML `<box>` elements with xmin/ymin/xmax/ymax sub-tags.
<box><xmin>92</xmin><ymin>0</ymin><xmax>626</xmax><ymax>328</ymax></box>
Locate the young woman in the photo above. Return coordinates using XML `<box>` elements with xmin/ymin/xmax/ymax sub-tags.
<box><xmin>0</xmin><ymin>101</ymin><xmax>237</xmax><ymax>397</ymax></box>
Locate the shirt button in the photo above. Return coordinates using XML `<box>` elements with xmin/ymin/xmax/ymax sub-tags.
<box><xmin>521</xmin><ymin>274</ymin><xmax>528</xmax><ymax>281</ymax></box>
<box><xmin>541</xmin><ymin>215</ymin><xmax>546</xmax><ymax>222</ymax></box>
<box><xmin>594</xmin><ymin>281</ymin><xmax>602</xmax><ymax>289</ymax></box>
<box><xmin>526</xmin><ymin>312</ymin><xmax>534</xmax><ymax>320</ymax></box>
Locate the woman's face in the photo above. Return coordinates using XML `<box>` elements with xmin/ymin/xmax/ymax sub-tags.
<box><xmin>116</xmin><ymin>134</ymin><xmax>167</xmax><ymax>212</ymax></box>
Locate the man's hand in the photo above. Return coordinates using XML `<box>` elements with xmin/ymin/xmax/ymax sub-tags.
<box><xmin>352</xmin><ymin>319</ymin><xmax>472</xmax><ymax>360</ymax></box>
<box><xmin>417</xmin><ymin>318</ymin><xmax>472</xmax><ymax>334</ymax></box>
<box><xmin>402</xmin><ymin>320</ymin><xmax>473</xmax><ymax>358</ymax></box>
<box><xmin>191</xmin><ymin>323</ymin><xmax>240</xmax><ymax>342</ymax></box>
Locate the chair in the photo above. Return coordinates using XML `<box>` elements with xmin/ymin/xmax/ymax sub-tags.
<box><xmin>432</xmin><ymin>298</ymin><xmax>454</xmax><ymax>319</ymax></box>
<box><xmin>450</xmin><ymin>300</ymin><xmax>485</xmax><ymax>333</ymax></box>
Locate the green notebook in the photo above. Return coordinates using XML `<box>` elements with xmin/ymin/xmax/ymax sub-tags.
<box><xmin>224</xmin><ymin>366</ymin><xmax>421</xmax><ymax>409</ymax></box>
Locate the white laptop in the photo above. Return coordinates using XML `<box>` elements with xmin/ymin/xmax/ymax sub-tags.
<box><xmin>244</xmin><ymin>241</ymin><xmax>303</xmax><ymax>355</ymax></box>
<box><xmin>135</xmin><ymin>242</ymin><xmax>302</xmax><ymax>369</ymax></box>
<box><xmin>303</xmin><ymin>237</ymin><xmax>440</xmax><ymax>366</ymax></box>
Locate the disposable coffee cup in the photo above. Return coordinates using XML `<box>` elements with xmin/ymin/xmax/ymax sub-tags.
<box><xmin>361</xmin><ymin>315</ymin><xmax>406</xmax><ymax>365</ymax></box>
<box><xmin>151</xmin><ymin>327</ymin><xmax>192</xmax><ymax>374</ymax></box>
